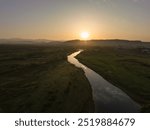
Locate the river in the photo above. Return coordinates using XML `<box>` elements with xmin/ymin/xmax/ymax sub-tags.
<box><xmin>67</xmin><ymin>50</ymin><xmax>140</xmax><ymax>113</ymax></box>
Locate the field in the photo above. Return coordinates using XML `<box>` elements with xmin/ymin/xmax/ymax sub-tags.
<box><xmin>0</xmin><ymin>40</ymin><xmax>150</xmax><ymax>113</ymax></box>
<box><xmin>0</xmin><ymin>44</ymin><xmax>94</xmax><ymax>112</ymax></box>
<box><xmin>77</xmin><ymin>41</ymin><xmax>150</xmax><ymax>112</ymax></box>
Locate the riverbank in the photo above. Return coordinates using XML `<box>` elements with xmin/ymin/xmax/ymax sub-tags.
<box><xmin>77</xmin><ymin>46</ymin><xmax>150</xmax><ymax>112</ymax></box>
<box><xmin>68</xmin><ymin>50</ymin><xmax>139</xmax><ymax>113</ymax></box>
<box><xmin>0</xmin><ymin>44</ymin><xmax>94</xmax><ymax>112</ymax></box>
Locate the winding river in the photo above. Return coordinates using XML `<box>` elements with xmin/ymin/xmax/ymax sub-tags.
<box><xmin>68</xmin><ymin>50</ymin><xmax>140</xmax><ymax>113</ymax></box>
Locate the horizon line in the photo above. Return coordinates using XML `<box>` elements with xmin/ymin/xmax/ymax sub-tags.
<box><xmin>0</xmin><ymin>38</ymin><xmax>150</xmax><ymax>43</ymax></box>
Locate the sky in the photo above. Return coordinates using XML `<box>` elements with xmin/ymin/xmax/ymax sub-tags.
<box><xmin>0</xmin><ymin>0</ymin><xmax>150</xmax><ymax>41</ymax></box>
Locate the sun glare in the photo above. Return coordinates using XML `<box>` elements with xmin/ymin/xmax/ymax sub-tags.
<box><xmin>80</xmin><ymin>32</ymin><xmax>90</xmax><ymax>40</ymax></box>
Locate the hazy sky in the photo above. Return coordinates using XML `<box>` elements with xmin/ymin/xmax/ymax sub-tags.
<box><xmin>0</xmin><ymin>0</ymin><xmax>150</xmax><ymax>41</ymax></box>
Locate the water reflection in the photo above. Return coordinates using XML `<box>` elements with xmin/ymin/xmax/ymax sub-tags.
<box><xmin>68</xmin><ymin>50</ymin><xmax>140</xmax><ymax>113</ymax></box>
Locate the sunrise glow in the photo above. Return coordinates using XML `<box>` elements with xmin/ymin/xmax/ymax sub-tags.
<box><xmin>80</xmin><ymin>32</ymin><xmax>90</xmax><ymax>40</ymax></box>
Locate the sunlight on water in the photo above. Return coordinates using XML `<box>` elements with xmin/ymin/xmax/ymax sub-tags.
<box><xmin>68</xmin><ymin>50</ymin><xmax>140</xmax><ymax>113</ymax></box>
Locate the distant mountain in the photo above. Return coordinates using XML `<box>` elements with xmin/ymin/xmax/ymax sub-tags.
<box><xmin>62</xmin><ymin>39</ymin><xmax>150</xmax><ymax>48</ymax></box>
<box><xmin>0</xmin><ymin>38</ymin><xmax>62</xmax><ymax>44</ymax></box>
<box><xmin>65</xmin><ymin>39</ymin><xmax>143</xmax><ymax>43</ymax></box>
<box><xmin>0</xmin><ymin>38</ymin><xmax>149</xmax><ymax>45</ymax></box>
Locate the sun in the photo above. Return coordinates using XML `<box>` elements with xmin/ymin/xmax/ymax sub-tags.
<box><xmin>80</xmin><ymin>32</ymin><xmax>90</xmax><ymax>40</ymax></box>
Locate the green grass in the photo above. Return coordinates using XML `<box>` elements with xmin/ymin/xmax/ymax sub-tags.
<box><xmin>0</xmin><ymin>44</ymin><xmax>94</xmax><ymax>112</ymax></box>
<box><xmin>77</xmin><ymin>45</ymin><xmax>150</xmax><ymax>112</ymax></box>
<box><xmin>1</xmin><ymin>41</ymin><xmax>149</xmax><ymax>113</ymax></box>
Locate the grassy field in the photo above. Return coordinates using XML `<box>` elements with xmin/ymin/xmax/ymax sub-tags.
<box><xmin>77</xmin><ymin>42</ymin><xmax>150</xmax><ymax>112</ymax></box>
<box><xmin>0</xmin><ymin>44</ymin><xmax>94</xmax><ymax>112</ymax></box>
<box><xmin>0</xmin><ymin>40</ymin><xmax>150</xmax><ymax>113</ymax></box>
